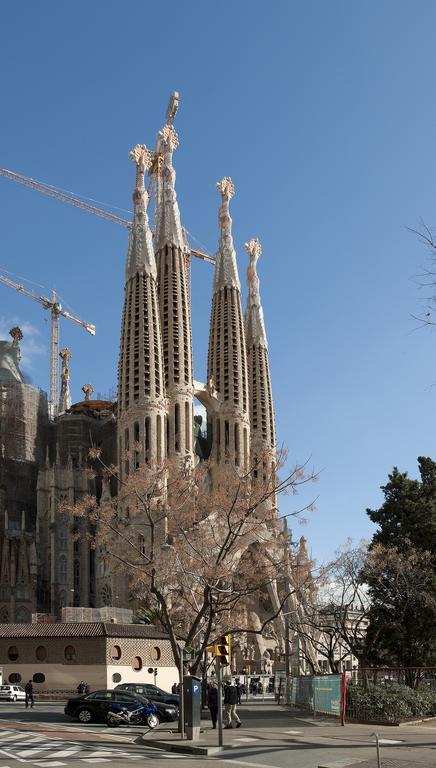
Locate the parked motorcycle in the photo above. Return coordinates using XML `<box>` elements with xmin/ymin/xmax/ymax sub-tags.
<box><xmin>106</xmin><ymin>701</ymin><xmax>159</xmax><ymax>729</ymax></box>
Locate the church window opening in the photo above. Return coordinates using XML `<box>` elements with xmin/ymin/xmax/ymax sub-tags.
<box><xmin>36</xmin><ymin>646</ymin><xmax>47</xmax><ymax>662</ymax></box>
<box><xmin>100</xmin><ymin>583</ymin><xmax>112</xmax><ymax>606</ymax></box>
<box><xmin>156</xmin><ymin>415</ymin><xmax>162</xmax><ymax>462</ymax></box>
<box><xmin>33</xmin><ymin>673</ymin><xmax>45</xmax><ymax>683</ymax></box>
<box><xmin>134</xmin><ymin>422</ymin><xmax>140</xmax><ymax>468</ymax></box>
<box><xmin>8</xmin><ymin>646</ymin><xmax>18</xmax><ymax>661</ymax></box>
<box><xmin>132</xmin><ymin>656</ymin><xmax>142</xmax><ymax>671</ymax></box>
<box><xmin>234</xmin><ymin>423</ymin><xmax>240</xmax><ymax>466</ymax></box>
<box><xmin>9</xmin><ymin>673</ymin><xmax>21</xmax><ymax>683</ymax></box>
<box><xmin>0</xmin><ymin>607</ymin><xmax>9</xmax><ymax>622</ymax></box>
<box><xmin>59</xmin><ymin>522</ymin><xmax>68</xmax><ymax>550</ymax></box>
<box><xmin>138</xmin><ymin>535</ymin><xmax>146</xmax><ymax>557</ymax></box>
<box><xmin>64</xmin><ymin>645</ymin><xmax>76</xmax><ymax>662</ymax></box>
<box><xmin>185</xmin><ymin>402</ymin><xmax>191</xmax><ymax>452</ymax></box>
<box><xmin>174</xmin><ymin>403</ymin><xmax>180</xmax><ymax>453</ymax></box>
<box><xmin>112</xmin><ymin>673</ymin><xmax>122</xmax><ymax>683</ymax></box>
<box><xmin>145</xmin><ymin>417</ymin><xmax>151</xmax><ymax>464</ymax></box>
<box><xmin>243</xmin><ymin>428</ymin><xmax>248</xmax><ymax>469</ymax></box>
<box><xmin>124</xmin><ymin>428</ymin><xmax>130</xmax><ymax>477</ymax></box>
<box><xmin>59</xmin><ymin>555</ymin><xmax>67</xmax><ymax>584</ymax></box>
<box><xmin>16</xmin><ymin>607</ymin><xmax>29</xmax><ymax>623</ymax></box>
<box><xmin>166</xmin><ymin>415</ymin><xmax>169</xmax><ymax>457</ymax></box>
<box><xmin>224</xmin><ymin>420</ymin><xmax>230</xmax><ymax>456</ymax></box>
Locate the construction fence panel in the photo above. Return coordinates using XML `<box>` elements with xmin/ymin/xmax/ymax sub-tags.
<box><xmin>288</xmin><ymin>674</ymin><xmax>342</xmax><ymax>717</ymax></box>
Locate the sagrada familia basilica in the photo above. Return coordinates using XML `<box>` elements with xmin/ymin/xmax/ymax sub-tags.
<box><xmin>0</xmin><ymin>94</ymin><xmax>312</xmax><ymax>670</ymax></box>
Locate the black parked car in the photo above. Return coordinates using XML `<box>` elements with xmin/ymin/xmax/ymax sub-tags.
<box><xmin>115</xmin><ymin>683</ymin><xmax>179</xmax><ymax>706</ymax></box>
<box><xmin>64</xmin><ymin>689</ymin><xmax>178</xmax><ymax>724</ymax></box>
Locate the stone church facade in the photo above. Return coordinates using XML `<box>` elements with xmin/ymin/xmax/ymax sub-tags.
<box><xmin>0</xmin><ymin>97</ymin><xmax>299</xmax><ymax>670</ymax></box>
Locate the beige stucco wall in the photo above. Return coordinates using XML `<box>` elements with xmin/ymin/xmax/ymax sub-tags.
<box><xmin>105</xmin><ymin>665</ymin><xmax>177</xmax><ymax>693</ymax></box>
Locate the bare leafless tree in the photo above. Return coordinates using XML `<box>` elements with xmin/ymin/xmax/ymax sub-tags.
<box><xmin>66</xmin><ymin>447</ymin><xmax>317</xmax><ymax>675</ymax></box>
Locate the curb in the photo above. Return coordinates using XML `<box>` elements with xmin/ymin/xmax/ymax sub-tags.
<box><xmin>139</xmin><ymin>735</ymin><xmax>227</xmax><ymax>755</ymax></box>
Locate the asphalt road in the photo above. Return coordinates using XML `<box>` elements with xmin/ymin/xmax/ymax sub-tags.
<box><xmin>0</xmin><ymin>700</ymin><xmax>435</xmax><ymax>768</ymax></box>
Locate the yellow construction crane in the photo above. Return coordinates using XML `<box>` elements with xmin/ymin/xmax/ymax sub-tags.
<box><xmin>0</xmin><ymin>272</ymin><xmax>95</xmax><ymax>420</ymax></box>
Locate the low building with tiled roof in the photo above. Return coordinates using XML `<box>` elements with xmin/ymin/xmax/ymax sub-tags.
<box><xmin>0</xmin><ymin>621</ymin><xmax>177</xmax><ymax>694</ymax></box>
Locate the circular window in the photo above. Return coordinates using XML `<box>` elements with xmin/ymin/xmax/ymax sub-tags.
<box><xmin>9</xmin><ymin>673</ymin><xmax>21</xmax><ymax>683</ymax></box>
<box><xmin>64</xmin><ymin>645</ymin><xmax>76</xmax><ymax>661</ymax></box>
<box><xmin>151</xmin><ymin>646</ymin><xmax>161</xmax><ymax>662</ymax></box>
<box><xmin>36</xmin><ymin>645</ymin><xmax>47</xmax><ymax>662</ymax></box>
<box><xmin>112</xmin><ymin>673</ymin><xmax>122</xmax><ymax>683</ymax></box>
<box><xmin>133</xmin><ymin>656</ymin><xmax>142</xmax><ymax>671</ymax></box>
<box><xmin>33</xmin><ymin>673</ymin><xmax>45</xmax><ymax>683</ymax></box>
<box><xmin>8</xmin><ymin>646</ymin><xmax>18</xmax><ymax>661</ymax></box>
<box><xmin>111</xmin><ymin>645</ymin><xmax>121</xmax><ymax>660</ymax></box>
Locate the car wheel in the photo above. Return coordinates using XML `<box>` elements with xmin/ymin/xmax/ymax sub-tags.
<box><xmin>13</xmin><ymin>696</ymin><xmax>17</xmax><ymax>702</ymax></box>
<box><xmin>146</xmin><ymin>713</ymin><xmax>159</xmax><ymax>729</ymax></box>
<box><xmin>77</xmin><ymin>708</ymin><xmax>93</xmax><ymax>723</ymax></box>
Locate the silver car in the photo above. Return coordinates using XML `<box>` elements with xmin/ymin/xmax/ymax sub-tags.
<box><xmin>0</xmin><ymin>685</ymin><xmax>26</xmax><ymax>702</ymax></box>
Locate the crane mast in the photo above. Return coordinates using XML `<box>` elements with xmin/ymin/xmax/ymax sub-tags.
<box><xmin>0</xmin><ymin>273</ymin><xmax>95</xmax><ymax>420</ymax></box>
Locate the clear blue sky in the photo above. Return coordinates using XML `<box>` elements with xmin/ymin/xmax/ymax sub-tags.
<box><xmin>1</xmin><ymin>1</ymin><xmax>435</xmax><ymax>565</ymax></box>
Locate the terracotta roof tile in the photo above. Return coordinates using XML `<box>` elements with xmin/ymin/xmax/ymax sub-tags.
<box><xmin>0</xmin><ymin>623</ymin><xmax>169</xmax><ymax>639</ymax></box>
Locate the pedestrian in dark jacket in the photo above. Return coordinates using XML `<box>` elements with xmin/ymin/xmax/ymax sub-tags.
<box><xmin>24</xmin><ymin>680</ymin><xmax>34</xmax><ymax>708</ymax></box>
<box><xmin>207</xmin><ymin>682</ymin><xmax>219</xmax><ymax>729</ymax></box>
<box><xmin>223</xmin><ymin>680</ymin><xmax>241</xmax><ymax>728</ymax></box>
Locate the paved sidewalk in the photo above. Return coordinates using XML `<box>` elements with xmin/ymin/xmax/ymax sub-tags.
<box><xmin>141</xmin><ymin>701</ymin><xmax>436</xmax><ymax>767</ymax></box>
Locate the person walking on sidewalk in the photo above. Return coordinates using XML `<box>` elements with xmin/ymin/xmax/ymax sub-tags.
<box><xmin>224</xmin><ymin>680</ymin><xmax>241</xmax><ymax>729</ymax></box>
<box><xmin>24</xmin><ymin>680</ymin><xmax>34</xmax><ymax>709</ymax></box>
<box><xmin>207</xmin><ymin>682</ymin><xmax>219</xmax><ymax>729</ymax></box>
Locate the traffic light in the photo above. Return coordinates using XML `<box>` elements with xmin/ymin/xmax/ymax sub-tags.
<box><xmin>215</xmin><ymin>634</ymin><xmax>231</xmax><ymax>666</ymax></box>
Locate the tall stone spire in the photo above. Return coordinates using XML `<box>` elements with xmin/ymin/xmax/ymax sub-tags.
<box><xmin>118</xmin><ymin>144</ymin><xmax>167</xmax><ymax>479</ymax></box>
<box><xmin>244</xmin><ymin>239</ymin><xmax>276</xmax><ymax>459</ymax></box>
<box><xmin>207</xmin><ymin>178</ymin><xmax>250</xmax><ymax>469</ymax></box>
<box><xmin>59</xmin><ymin>348</ymin><xmax>72</xmax><ymax>414</ymax></box>
<box><xmin>155</xmin><ymin>123</ymin><xmax>194</xmax><ymax>465</ymax></box>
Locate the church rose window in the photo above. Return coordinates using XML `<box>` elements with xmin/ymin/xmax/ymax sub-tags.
<box><xmin>8</xmin><ymin>646</ymin><xmax>18</xmax><ymax>661</ymax></box>
<box><xmin>33</xmin><ymin>673</ymin><xmax>45</xmax><ymax>683</ymax></box>
<box><xmin>112</xmin><ymin>673</ymin><xmax>122</xmax><ymax>683</ymax></box>
<box><xmin>9</xmin><ymin>673</ymin><xmax>21</xmax><ymax>683</ymax></box>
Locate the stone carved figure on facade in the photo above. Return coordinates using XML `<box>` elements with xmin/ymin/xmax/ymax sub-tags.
<box><xmin>9</xmin><ymin>327</ymin><xmax>23</xmax><ymax>360</ymax></box>
<box><xmin>59</xmin><ymin>348</ymin><xmax>72</xmax><ymax>413</ymax></box>
<box><xmin>82</xmin><ymin>383</ymin><xmax>94</xmax><ymax>401</ymax></box>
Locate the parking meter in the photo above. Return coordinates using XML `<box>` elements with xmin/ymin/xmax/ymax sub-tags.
<box><xmin>183</xmin><ymin>675</ymin><xmax>202</xmax><ymax>740</ymax></box>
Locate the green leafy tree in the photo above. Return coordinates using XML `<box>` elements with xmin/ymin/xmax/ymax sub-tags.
<box><xmin>363</xmin><ymin>457</ymin><xmax>436</xmax><ymax>668</ymax></box>
<box><xmin>366</xmin><ymin>457</ymin><xmax>436</xmax><ymax>554</ymax></box>
<box><xmin>362</xmin><ymin>544</ymin><xmax>436</xmax><ymax>668</ymax></box>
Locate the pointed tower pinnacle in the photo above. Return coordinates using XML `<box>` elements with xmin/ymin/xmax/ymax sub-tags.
<box><xmin>117</xmin><ymin>144</ymin><xmax>167</xmax><ymax>479</ymax></box>
<box><xmin>214</xmin><ymin>177</ymin><xmax>240</xmax><ymax>290</ymax></box>
<box><xmin>244</xmin><ymin>239</ymin><xmax>276</xmax><ymax>460</ymax></box>
<box><xmin>126</xmin><ymin>144</ymin><xmax>155</xmax><ymax>280</ymax></box>
<box><xmin>59</xmin><ymin>348</ymin><xmax>72</xmax><ymax>414</ymax></box>
<box><xmin>207</xmin><ymin>178</ymin><xmax>250</xmax><ymax>469</ymax></box>
<box><xmin>155</xmin><ymin>125</ymin><xmax>186</xmax><ymax>252</ymax></box>
<box><xmin>155</xmin><ymin>118</ymin><xmax>194</xmax><ymax>465</ymax></box>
